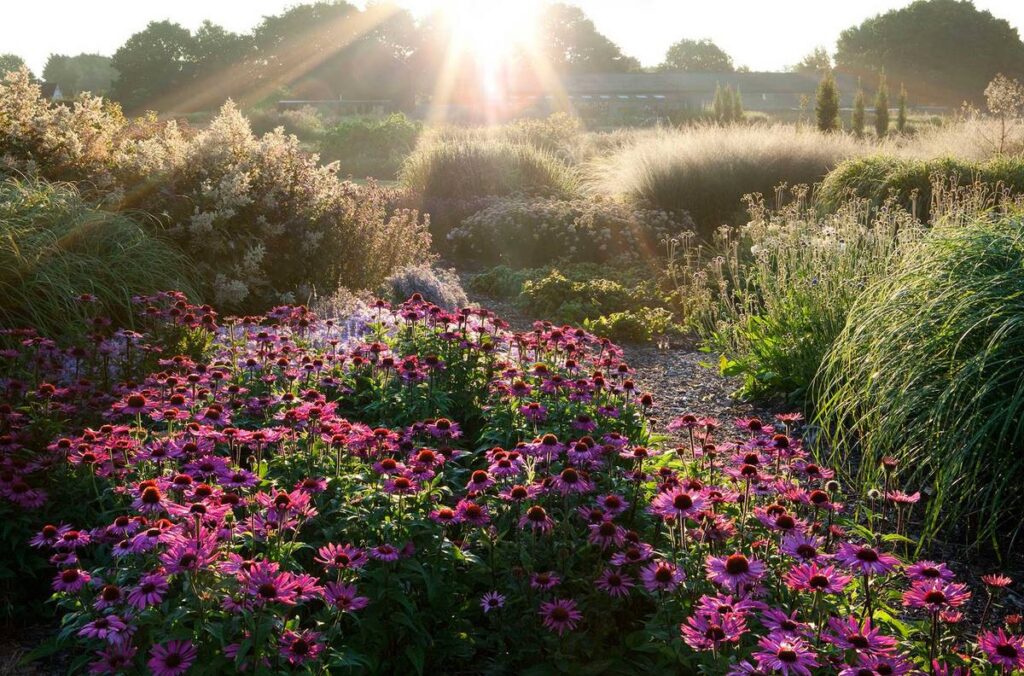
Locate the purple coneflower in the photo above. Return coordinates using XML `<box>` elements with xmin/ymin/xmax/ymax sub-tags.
<box><xmin>539</xmin><ymin>599</ymin><xmax>582</xmax><ymax>635</ymax></box>
<box><xmin>680</xmin><ymin>611</ymin><xmax>747</xmax><ymax>652</ymax></box>
<box><xmin>641</xmin><ymin>560</ymin><xmax>685</xmax><ymax>593</ymax></box>
<box><xmin>480</xmin><ymin>591</ymin><xmax>505</xmax><ymax>613</ymax></box>
<box><xmin>824</xmin><ymin>616</ymin><xmax>898</xmax><ymax>657</ymax></box>
<box><xmin>147</xmin><ymin>640</ymin><xmax>197</xmax><ymax>676</ymax></box>
<box><xmin>835</xmin><ymin>543</ymin><xmax>900</xmax><ymax>576</ymax></box>
<box><xmin>753</xmin><ymin>635</ymin><xmax>817</xmax><ymax>676</ymax></box>
<box><xmin>278</xmin><ymin>629</ymin><xmax>323</xmax><ymax>666</ymax></box>
<box><xmin>906</xmin><ymin>560</ymin><xmax>955</xmax><ymax>583</ymax></box>
<box><xmin>519</xmin><ymin>505</ymin><xmax>555</xmax><ymax>533</ymax></box>
<box><xmin>978</xmin><ymin>629</ymin><xmax>1024</xmax><ymax>672</ymax></box>
<box><xmin>784</xmin><ymin>562</ymin><xmax>852</xmax><ymax>595</ymax></box>
<box><xmin>531</xmin><ymin>571</ymin><xmax>561</xmax><ymax>590</ymax></box>
<box><xmin>324</xmin><ymin>582</ymin><xmax>369</xmax><ymax>612</ymax></box>
<box><xmin>706</xmin><ymin>553</ymin><xmax>766</xmax><ymax>590</ymax></box>
<box><xmin>902</xmin><ymin>580</ymin><xmax>971</xmax><ymax>613</ymax></box>
<box><xmin>595</xmin><ymin>569</ymin><xmax>635</xmax><ymax>598</ymax></box>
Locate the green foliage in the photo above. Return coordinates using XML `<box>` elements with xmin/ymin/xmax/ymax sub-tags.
<box><xmin>790</xmin><ymin>47</ymin><xmax>832</xmax><ymax>74</ymax></box>
<box><xmin>852</xmin><ymin>83</ymin><xmax>866</xmax><ymax>138</ymax></box>
<box><xmin>584</xmin><ymin>307</ymin><xmax>674</xmax><ymax>343</ymax></box>
<box><xmin>668</xmin><ymin>191</ymin><xmax>922</xmax><ymax>399</ymax></box>
<box><xmin>815</xmin><ymin>71</ymin><xmax>841</xmax><ymax>132</ymax></box>
<box><xmin>591</xmin><ymin>125</ymin><xmax>860</xmax><ymax>238</ymax></box>
<box><xmin>449</xmin><ymin>196</ymin><xmax>691</xmax><ymax>266</ymax></box>
<box><xmin>659</xmin><ymin>38</ymin><xmax>735</xmax><ymax>72</ymax></box>
<box><xmin>319</xmin><ymin>113</ymin><xmax>422</xmax><ymax>179</ymax></box>
<box><xmin>835</xmin><ymin>0</ymin><xmax>1024</xmax><ymax>106</ymax></box>
<box><xmin>814</xmin><ymin>210</ymin><xmax>1024</xmax><ymax>547</ymax></box>
<box><xmin>0</xmin><ymin>54</ymin><xmax>29</xmax><ymax>77</ymax></box>
<box><xmin>399</xmin><ymin>139</ymin><xmax>578</xmax><ymax>203</ymax></box>
<box><xmin>816</xmin><ymin>155</ymin><xmax>1024</xmax><ymax>222</ymax></box>
<box><xmin>466</xmin><ymin>265</ymin><xmax>532</xmax><ymax>299</ymax></box>
<box><xmin>0</xmin><ymin>177</ymin><xmax>198</xmax><ymax>336</ymax></box>
<box><xmin>535</xmin><ymin>3</ymin><xmax>640</xmax><ymax>74</ymax></box>
<box><xmin>896</xmin><ymin>84</ymin><xmax>908</xmax><ymax>134</ymax></box>
<box><xmin>874</xmin><ymin>73</ymin><xmax>890</xmax><ymax>138</ymax></box>
<box><xmin>42</xmin><ymin>53</ymin><xmax>117</xmax><ymax>97</ymax></box>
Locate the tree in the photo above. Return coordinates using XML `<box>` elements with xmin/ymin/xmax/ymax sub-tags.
<box><xmin>896</xmin><ymin>84</ymin><xmax>908</xmax><ymax>133</ymax></box>
<box><xmin>852</xmin><ymin>79</ymin><xmax>866</xmax><ymax>138</ymax></box>
<box><xmin>790</xmin><ymin>47</ymin><xmax>832</xmax><ymax>74</ymax></box>
<box><xmin>875</xmin><ymin>73</ymin><xmax>890</xmax><ymax>138</ymax></box>
<box><xmin>815</xmin><ymin>71</ymin><xmax>840</xmax><ymax>132</ymax></box>
<box><xmin>983</xmin><ymin>73</ymin><xmax>1024</xmax><ymax>154</ymax></box>
<box><xmin>712</xmin><ymin>83</ymin><xmax>725</xmax><ymax>121</ymax></box>
<box><xmin>732</xmin><ymin>87</ymin><xmax>744</xmax><ymax>122</ymax></box>
<box><xmin>534</xmin><ymin>3</ymin><xmax>639</xmax><ymax>74</ymax></box>
<box><xmin>659</xmin><ymin>38</ymin><xmax>734</xmax><ymax>72</ymax></box>
<box><xmin>0</xmin><ymin>54</ymin><xmax>29</xmax><ymax>78</ymax></box>
<box><xmin>109</xmin><ymin>21</ymin><xmax>198</xmax><ymax>111</ymax></box>
<box><xmin>43</xmin><ymin>54</ymin><xmax>117</xmax><ymax>96</ymax></box>
<box><xmin>835</xmin><ymin>0</ymin><xmax>1024</xmax><ymax>105</ymax></box>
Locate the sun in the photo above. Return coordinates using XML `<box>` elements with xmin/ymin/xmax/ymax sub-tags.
<box><xmin>441</xmin><ymin>0</ymin><xmax>544</xmax><ymax>99</ymax></box>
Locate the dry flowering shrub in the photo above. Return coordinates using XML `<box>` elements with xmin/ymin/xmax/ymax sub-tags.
<box><xmin>449</xmin><ymin>195</ymin><xmax>693</xmax><ymax>267</ymax></box>
<box><xmin>0</xmin><ymin>71</ymin><xmax>432</xmax><ymax>313</ymax></box>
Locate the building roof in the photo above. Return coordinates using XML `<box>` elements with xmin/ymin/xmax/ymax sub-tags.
<box><xmin>512</xmin><ymin>71</ymin><xmax>860</xmax><ymax>96</ymax></box>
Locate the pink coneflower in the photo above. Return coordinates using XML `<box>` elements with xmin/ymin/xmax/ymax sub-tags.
<box><xmin>78</xmin><ymin>614</ymin><xmax>132</xmax><ymax>644</ymax></box>
<box><xmin>641</xmin><ymin>560</ymin><xmax>685</xmax><ymax>593</ymax></box>
<box><xmin>761</xmin><ymin>608</ymin><xmax>807</xmax><ymax>638</ymax></box>
<box><xmin>370</xmin><ymin>543</ymin><xmax>400</xmax><ymax>562</ymax></box>
<box><xmin>978</xmin><ymin>629</ymin><xmax>1024</xmax><ymax>672</ymax></box>
<box><xmin>383</xmin><ymin>475</ymin><xmax>420</xmax><ymax>495</ymax></box>
<box><xmin>610</xmin><ymin>542</ymin><xmax>654</xmax><ymax>566</ymax></box>
<box><xmin>455</xmin><ymin>499</ymin><xmax>490</xmax><ymax>527</ymax></box>
<box><xmin>835</xmin><ymin>543</ymin><xmax>900</xmax><ymax>576</ymax></box>
<box><xmin>587</xmin><ymin>520</ymin><xmax>625</xmax><ymax>549</ymax></box>
<box><xmin>30</xmin><ymin>523</ymin><xmax>69</xmax><ymax>548</ymax></box>
<box><xmin>706</xmin><ymin>553</ymin><xmax>766</xmax><ymax>590</ymax></box>
<box><xmin>539</xmin><ymin>599</ymin><xmax>582</xmax><ymax>635</ymax></box>
<box><xmin>680</xmin><ymin>612</ymin><xmax>748</xmax><ymax>652</ymax></box>
<box><xmin>902</xmin><ymin>580</ymin><xmax>971</xmax><ymax>613</ymax></box>
<box><xmin>531</xmin><ymin>571</ymin><xmax>561</xmax><ymax>590</ymax></box>
<box><xmin>595</xmin><ymin>493</ymin><xmax>630</xmax><ymax>516</ymax></box>
<box><xmin>550</xmin><ymin>467</ymin><xmax>593</xmax><ymax>495</ymax></box>
<box><xmin>426</xmin><ymin>418</ymin><xmax>461</xmax><ymax>439</ymax></box>
<box><xmin>314</xmin><ymin>543</ymin><xmax>368</xmax><ymax>571</ymax></box>
<box><xmin>780</xmin><ymin>533</ymin><xmax>826</xmax><ymax>562</ymax></box>
<box><xmin>324</xmin><ymin>582</ymin><xmax>369</xmax><ymax>612</ymax></box>
<box><xmin>480</xmin><ymin>591</ymin><xmax>505</xmax><ymax>613</ymax></box>
<box><xmin>465</xmin><ymin>470</ymin><xmax>495</xmax><ymax>493</ymax></box>
<box><xmin>784</xmin><ymin>562</ymin><xmax>852</xmax><ymax>595</ymax></box>
<box><xmin>278</xmin><ymin>629</ymin><xmax>323</xmax><ymax>666</ymax></box>
<box><xmin>650</xmin><ymin>487</ymin><xmax>706</xmax><ymax>522</ymax></box>
<box><xmin>839</xmin><ymin>653</ymin><xmax>916</xmax><ymax>676</ymax></box>
<box><xmin>519</xmin><ymin>505</ymin><xmax>554</xmax><ymax>534</ymax></box>
<box><xmin>93</xmin><ymin>584</ymin><xmax>124</xmax><ymax>611</ymax></box>
<box><xmin>886</xmin><ymin>490</ymin><xmax>920</xmax><ymax>504</ymax></box>
<box><xmin>753</xmin><ymin>635</ymin><xmax>818</xmax><ymax>676</ymax></box>
<box><xmin>53</xmin><ymin>567</ymin><xmax>90</xmax><ymax>593</ymax></box>
<box><xmin>595</xmin><ymin>569</ymin><xmax>635</xmax><ymax>598</ymax></box>
<box><xmin>983</xmin><ymin>573</ymin><xmax>1013</xmax><ymax>589</ymax></box>
<box><xmin>906</xmin><ymin>560</ymin><xmax>956</xmax><ymax>583</ymax></box>
<box><xmin>520</xmin><ymin>402</ymin><xmax>548</xmax><ymax>423</ymax></box>
<box><xmin>824</xmin><ymin>616</ymin><xmax>898</xmax><ymax>657</ymax></box>
<box><xmin>695</xmin><ymin>593</ymin><xmax>764</xmax><ymax>619</ymax></box>
<box><xmin>89</xmin><ymin>644</ymin><xmax>137</xmax><ymax>674</ymax></box>
<box><xmin>147</xmin><ymin>640</ymin><xmax>197</xmax><ymax>676</ymax></box>
<box><xmin>245</xmin><ymin>567</ymin><xmax>300</xmax><ymax>607</ymax></box>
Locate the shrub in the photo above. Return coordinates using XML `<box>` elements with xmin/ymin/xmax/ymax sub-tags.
<box><xmin>247</xmin><ymin>105</ymin><xmax>325</xmax><ymax>141</ymax></box>
<box><xmin>589</xmin><ymin>124</ymin><xmax>860</xmax><ymax>238</ymax></box>
<box><xmin>584</xmin><ymin>307</ymin><xmax>674</xmax><ymax>344</ymax></box>
<box><xmin>669</xmin><ymin>189</ymin><xmax>922</xmax><ymax>399</ymax></box>
<box><xmin>814</xmin><ymin>209</ymin><xmax>1024</xmax><ymax>547</ymax></box>
<box><xmin>319</xmin><ymin>113</ymin><xmax>422</xmax><ymax>179</ymax></box>
<box><xmin>0</xmin><ymin>177</ymin><xmax>198</xmax><ymax>335</ymax></box>
<box><xmin>378</xmin><ymin>264</ymin><xmax>468</xmax><ymax>309</ymax></box>
<box><xmin>466</xmin><ymin>265</ymin><xmax>532</xmax><ymax>299</ymax></box>
<box><xmin>0</xmin><ymin>69</ymin><xmax>433</xmax><ymax>313</ymax></box>
<box><xmin>400</xmin><ymin>137</ymin><xmax>578</xmax><ymax>204</ymax></box>
<box><xmin>816</xmin><ymin>155</ymin><xmax>1024</xmax><ymax>222</ymax></box>
<box><xmin>449</xmin><ymin>196</ymin><xmax>692</xmax><ymax>267</ymax></box>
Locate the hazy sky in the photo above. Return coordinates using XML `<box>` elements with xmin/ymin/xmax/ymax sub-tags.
<box><xmin>5</xmin><ymin>0</ymin><xmax>1024</xmax><ymax>75</ymax></box>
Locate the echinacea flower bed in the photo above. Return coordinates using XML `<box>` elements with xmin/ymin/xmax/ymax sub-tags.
<box><xmin>1</xmin><ymin>292</ymin><xmax>1021</xmax><ymax>674</ymax></box>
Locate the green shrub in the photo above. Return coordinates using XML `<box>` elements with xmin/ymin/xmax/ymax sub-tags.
<box><xmin>520</xmin><ymin>268</ymin><xmax>669</xmax><ymax>331</ymax></box>
<box><xmin>399</xmin><ymin>138</ymin><xmax>578</xmax><ymax>203</ymax></box>
<box><xmin>0</xmin><ymin>177</ymin><xmax>198</xmax><ymax>335</ymax></box>
<box><xmin>467</xmin><ymin>265</ymin><xmax>532</xmax><ymax>299</ymax></box>
<box><xmin>816</xmin><ymin>155</ymin><xmax>1024</xmax><ymax>221</ymax></box>
<box><xmin>584</xmin><ymin>307</ymin><xmax>674</xmax><ymax>344</ymax></box>
<box><xmin>589</xmin><ymin>124</ymin><xmax>860</xmax><ymax>238</ymax></box>
<box><xmin>814</xmin><ymin>210</ymin><xmax>1024</xmax><ymax>548</ymax></box>
<box><xmin>449</xmin><ymin>196</ymin><xmax>692</xmax><ymax>266</ymax></box>
<box><xmin>247</xmin><ymin>105</ymin><xmax>326</xmax><ymax>141</ymax></box>
<box><xmin>669</xmin><ymin>191</ymin><xmax>922</xmax><ymax>399</ymax></box>
<box><xmin>319</xmin><ymin>113</ymin><xmax>421</xmax><ymax>179</ymax></box>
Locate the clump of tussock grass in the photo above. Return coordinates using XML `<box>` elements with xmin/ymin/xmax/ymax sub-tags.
<box><xmin>813</xmin><ymin>203</ymin><xmax>1024</xmax><ymax>550</ymax></box>
<box><xmin>0</xmin><ymin>176</ymin><xmax>198</xmax><ymax>335</ymax></box>
<box><xmin>399</xmin><ymin>134</ymin><xmax>579</xmax><ymax>203</ymax></box>
<box><xmin>587</xmin><ymin>123</ymin><xmax>864</xmax><ymax>237</ymax></box>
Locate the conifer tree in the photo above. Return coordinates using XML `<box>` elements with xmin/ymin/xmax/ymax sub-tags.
<box><xmin>852</xmin><ymin>79</ymin><xmax>866</xmax><ymax>138</ymax></box>
<box><xmin>815</xmin><ymin>71</ymin><xmax>840</xmax><ymax>132</ymax></box>
<box><xmin>896</xmin><ymin>83</ymin><xmax>908</xmax><ymax>134</ymax></box>
<box><xmin>875</xmin><ymin>72</ymin><xmax>890</xmax><ymax>138</ymax></box>
<box><xmin>732</xmin><ymin>86</ymin><xmax>744</xmax><ymax>122</ymax></box>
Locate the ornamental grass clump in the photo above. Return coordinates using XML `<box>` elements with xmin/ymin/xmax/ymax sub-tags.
<box><xmin>2</xmin><ymin>292</ymin><xmax>1021</xmax><ymax>672</ymax></box>
<box><xmin>0</xmin><ymin>177</ymin><xmax>197</xmax><ymax>335</ymax></box>
<box><xmin>814</xmin><ymin>207</ymin><xmax>1024</xmax><ymax>549</ymax></box>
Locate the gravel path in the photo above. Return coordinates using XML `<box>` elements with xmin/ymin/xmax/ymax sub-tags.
<box><xmin>465</xmin><ymin>289</ymin><xmax>782</xmax><ymax>439</ymax></box>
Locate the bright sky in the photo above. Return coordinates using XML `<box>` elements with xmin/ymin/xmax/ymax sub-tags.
<box><xmin>5</xmin><ymin>0</ymin><xmax>1024</xmax><ymax>75</ymax></box>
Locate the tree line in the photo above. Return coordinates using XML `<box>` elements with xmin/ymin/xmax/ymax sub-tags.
<box><xmin>2</xmin><ymin>0</ymin><xmax>1023</xmax><ymax>111</ymax></box>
